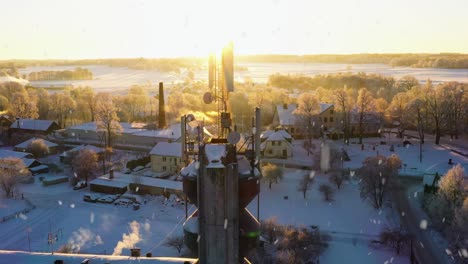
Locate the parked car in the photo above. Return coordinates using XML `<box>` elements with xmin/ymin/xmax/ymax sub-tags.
<box><xmin>97</xmin><ymin>194</ymin><xmax>119</xmax><ymax>204</ymax></box>
<box><xmin>73</xmin><ymin>181</ymin><xmax>87</xmax><ymax>190</ymax></box>
<box><xmin>83</xmin><ymin>193</ymin><xmax>102</xmax><ymax>203</ymax></box>
<box><xmin>114</xmin><ymin>198</ymin><xmax>133</xmax><ymax>206</ymax></box>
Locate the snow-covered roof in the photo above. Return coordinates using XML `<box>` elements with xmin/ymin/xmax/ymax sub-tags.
<box><xmin>320</xmin><ymin>103</ymin><xmax>333</xmax><ymax>114</ymax></box>
<box><xmin>275</xmin><ymin>104</ymin><xmax>297</xmax><ymax>126</ymax></box>
<box><xmin>22</xmin><ymin>158</ymin><xmax>40</xmax><ymax>168</ymax></box>
<box><xmin>10</xmin><ymin>119</ymin><xmax>58</xmax><ymax>131</ymax></box>
<box><xmin>265</xmin><ymin>131</ymin><xmax>291</xmax><ymax>141</ymax></box>
<box><xmin>69</xmin><ymin>122</ymin><xmax>181</xmax><ymax>140</ymax></box>
<box><xmin>150</xmin><ymin>142</ymin><xmax>182</xmax><ymax>157</ymax></box>
<box><xmin>14</xmin><ymin>138</ymin><xmax>58</xmax><ymax>149</ymax></box>
<box><xmin>29</xmin><ymin>164</ymin><xmax>49</xmax><ymax>172</ymax></box>
<box><xmin>183</xmin><ymin>215</ymin><xmax>199</xmax><ymax>234</ymax></box>
<box><xmin>91</xmin><ymin>172</ymin><xmax>182</xmax><ymax>191</ymax></box>
<box><xmin>180</xmin><ymin>160</ymin><xmax>199</xmax><ymax>177</ymax></box>
<box><xmin>0</xmin><ymin>150</ymin><xmax>33</xmax><ymax>159</ymax></box>
<box><xmin>205</xmin><ymin>144</ymin><xmax>226</xmax><ymax>168</ymax></box>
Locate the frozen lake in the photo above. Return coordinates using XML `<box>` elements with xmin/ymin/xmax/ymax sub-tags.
<box><xmin>19</xmin><ymin>63</ymin><xmax>468</xmax><ymax>92</ymax></box>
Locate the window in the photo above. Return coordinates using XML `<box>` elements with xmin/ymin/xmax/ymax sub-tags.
<box><xmin>163</xmin><ymin>166</ymin><xmax>167</xmax><ymax>171</ymax></box>
<box><xmin>330</xmin><ymin>110</ymin><xmax>334</xmax><ymax>114</ymax></box>
<box><xmin>272</xmin><ymin>141</ymin><xmax>276</xmax><ymax>146</ymax></box>
<box><xmin>268</xmin><ymin>150</ymin><xmax>273</xmax><ymax>154</ymax></box>
<box><xmin>324</xmin><ymin>117</ymin><xmax>328</xmax><ymax>123</ymax></box>
<box><xmin>277</xmin><ymin>141</ymin><xmax>282</xmax><ymax>146</ymax></box>
<box><xmin>162</xmin><ymin>157</ymin><xmax>166</xmax><ymax>162</ymax></box>
<box><xmin>330</xmin><ymin>117</ymin><xmax>334</xmax><ymax>122</ymax></box>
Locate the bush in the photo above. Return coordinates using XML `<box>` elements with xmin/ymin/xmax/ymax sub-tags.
<box><xmin>127</xmin><ymin>156</ymin><xmax>150</xmax><ymax>170</ymax></box>
<box><xmin>26</xmin><ymin>139</ymin><xmax>49</xmax><ymax>158</ymax></box>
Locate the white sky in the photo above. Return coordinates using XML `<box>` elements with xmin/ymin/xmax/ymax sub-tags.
<box><xmin>1</xmin><ymin>0</ymin><xmax>467</xmax><ymax>59</ymax></box>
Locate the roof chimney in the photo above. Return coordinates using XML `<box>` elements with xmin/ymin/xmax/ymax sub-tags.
<box><xmin>16</xmin><ymin>117</ymin><xmax>20</xmax><ymax>128</ymax></box>
<box><xmin>109</xmin><ymin>169</ymin><xmax>114</xmax><ymax>179</ymax></box>
<box><xmin>158</xmin><ymin>82</ymin><xmax>167</xmax><ymax>128</ymax></box>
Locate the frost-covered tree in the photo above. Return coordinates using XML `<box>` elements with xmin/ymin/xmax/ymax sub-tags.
<box><xmin>95</xmin><ymin>92</ymin><xmax>122</xmax><ymax>148</ymax></box>
<box><xmin>379</xmin><ymin>227</ymin><xmax>412</xmax><ymax>255</ymax></box>
<box><xmin>262</xmin><ymin>163</ymin><xmax>283</xmax><ymax>189</ymax></box>
<box><xmin>293</xmin><ymin>92</ymin><xmax>320</xmax><ymax>144</ymax></box>
<box><xmin>276</xmin><ymin>225</ymin><xmax>329</xmax><ymax>264</ymax></box>
<box><xmin>164</xmin><ymin>235</ymin><xmax>184</xmax><ymax>255</ymax></box>
<box><xmin>356</xmin><ymin>88</ymin><xmax>374</xmax><ymax>144</ymax></box>
<box><xmin>438</xmin><ymin>164</ymin><xmax>465</xmax><ymax>208</ymax></box>
<box><xmin>0</xmin><ymin>158</ymin><xmax>29</xmax><ymax>198</ymax></box>
<box><xmin>26</xmin><ymin>138</ymin><xmax>49</xmax><ymax>158</ymax></box>
<box><xmin>357</xmin><ymin>155</ymin><xmax>401</xmax><ymax>208</ymax></box>
<box><xmin>261</xmin><ymin>217</ymin><xmax>283</xmax><ymax>244</ymax></box>
<box><xmin>72</xmin><ymin>149</ymin><xmax>98</xmax><ymax>184</ymax></box>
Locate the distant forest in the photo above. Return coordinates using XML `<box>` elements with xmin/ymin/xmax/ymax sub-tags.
<box><xmin>0</xmin><ymin>54</ymin><xmax>467</xmax><ymax>72</ymax></box>
<box><xmin>27</xmin><ymin>67</ymin><xmax>93</xmax><ymax>81</ymax></box>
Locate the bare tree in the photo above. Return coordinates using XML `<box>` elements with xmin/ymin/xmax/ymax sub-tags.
<box><xmin>0</xmin><ymin>158</ymin><xmax>29</xmax><ymax>198</ymax></box>
<box><xmin>48</xmin><ymin>92</ymin><xmax>77</xmax><ymax>128</ymax></box>
<box><xmin>26</xmin><ymin>138</ymin><xmax>49</xmax><ymax>158</ymax></box>
<box><xmin>95</xmin><ymin>92</ymin><xmax>122</xmax><ymax>148</ymax></box>
<box><xmin>329</xmin><ymin>172</ymin><xmax>347</xmax><ymax>189</ymax></box>
<box><xmin>357</xmin><ymin>155</ymin><xmax>401</xmax><ymax>209</ymax></box>
<box><xmin>318</xmin><ymin>184</ymin><xmax>334</xmax><ymax>201</ymax></box>
<box><xmin>72</xmin><ymin>149</ymin><xmax>98</xmax><ymax>184</ymax></box>
<box><xmin>164</xmin><ymin>235</ymin><xmax>184</xmax><ymax>255</ymax></box>
<box><xmin>262</xmin><ymin>163</ymin><xmax>283</xmax><ymax>189</ymax></box>
<box><xmin>379</xmin><ymin>227</ymin><xmax>412</xmax><ymax>255</ymax></box>
<box><xmin>9</xmin><ymin>91</ymin><xmax>39</xmax><ymax>119</ymax></box>
<box><xmin>297</xmin><ymin>173</ymin><xmax>314</xmax><ymax>199</ymax></box>
<box><xmin>334</xmin><ymin>87</ymin><xmax>353</xmax><ymax>145</ymax></box>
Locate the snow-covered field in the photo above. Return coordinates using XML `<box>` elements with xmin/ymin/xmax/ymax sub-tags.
<box><xmin>18</xmin><ymin>62</ymin><xmax>468</xmax><ymax>92</ymax></box>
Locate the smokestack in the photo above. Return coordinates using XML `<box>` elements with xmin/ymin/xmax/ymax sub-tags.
<box><xmin>109</xmin><ymin>169</ymin><xmax>114</xmax><ymax>179</ymax></box>
<box><xmin>158</xmin><ymin>82</ymin><xmax>167</xmax><ymax>128</ymax></box>
<box><xmin>255</xmin><ymin>107</ymin><xmax>261</xmax><ymax>161</ymax></box>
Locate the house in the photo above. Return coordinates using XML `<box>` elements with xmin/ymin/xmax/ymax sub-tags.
<box><xmin>9</xmin><ymin>119</ymin><xmax>60</xmax><ymax>137</ymax></box>
<box><xmin>348</xmin><ymin>110</ymin><xmax>382</xmax><ymax>137</ymax></box>
<box><xmin>14</xmin><ymin>137</ymin><xmax>59</xmax><ymax>154</ymax></box>
<box><xmin>272</xmin><ymin>103</ymin><xmax>338</xmax><ymax>139</ymax></box>
<box><xmin>150</xmin><ymin>142</ymin><xmax>182</xmax><ymax>174</ymax></box>
<box><xmin>89</xmin><ymin>170</ymin><xmax>183</xmax><ymax>196</ymax></box>
<box><xmin>260</xmin><ymin>130</ymin><xmax>293</xmax><ymax>159</ymax></box>
<box><xmin>0</xmin><ymin>150</ymin><xmax>47</xmax><ymax>173</ymax></box>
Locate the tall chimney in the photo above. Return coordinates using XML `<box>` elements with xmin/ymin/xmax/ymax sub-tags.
<box><xmin>158</xmin><ymin>82</ymin><xmax>167</xmax><ymax>128</ymax></box>
<box><xmin>109</xmin><ymin>168</ymin><xmax>114</xmax><ymax>179</ymax></box>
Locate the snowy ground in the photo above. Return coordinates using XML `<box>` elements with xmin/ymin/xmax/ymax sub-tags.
<box><xmin>247</xmin><ymin>168</ymin><xmax>409</xmax><ymax>263</ymax></box>
<box><xmin>0</xmin><ymin>178</ymin><xmax>192</xmax><ymax>258</ymax></box>
<box><xmin>0</xmin><ymin>198</ymin><xmax>28</xmax><ymax>219</ymax></box>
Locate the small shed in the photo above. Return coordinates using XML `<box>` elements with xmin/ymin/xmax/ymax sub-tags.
<box><xmin>89</xmin><ymin>177</ymin><xmax>129</xmax><ymax>195</ymax></box>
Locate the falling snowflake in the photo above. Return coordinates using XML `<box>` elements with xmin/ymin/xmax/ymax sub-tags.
<box><xmin>58</xmin><ymin>200</ymin><xmax>62</xmax><ymax>206</ymax></box>
<box><xmin>70</xmin><ymin>204</ymin><xmax>75</xmax><ymax>208</ymax></box>
<box><xmin>461</xmin><ymin>248</ymin><xmax>467</xmax><ymax>258</ymax></box>
<box><xmin>195</xmin><ymin>161</ymin><xmax>200</xmax><ymax>169</ymax></box>
<box><xmin>381</xmin><ymin>178</ymin><xmax>386</xmax><ymax>185</ymax></box>
<box><xmin>350</xmin><ymin>171</ymin><xmax>355</xmax><ymax>177</ymax></box>
<box><xmin>419</xmin><ymin>220</ymin><xmax>428</xmax><ymax>230</ymax></box>
<box><xmin>445</xmin><ymin>249</ymin><xmax>452</xmax><ymax>255</ymax></box>
<box><xmin>197</xmin><ymin>235</ymin><xmax>201</xmax><ymax>243</ymax></box>
<box><xmin>442</xmin><ymin>217</ymin><xmax>445</xmax><ymax>223</ymax></box>
<box><xmin>309</xmin><ymin>171</ymin><xmax>315</xmax><ymax>179</ymax></box>
<box><xmin>378</xmin><ymin>210</ymin><xmax>382</xmax><ymax>215</ymax></box>
<box><xmin>401</xmin><ymin>211</ymin><xmax>405</xmax><ymax>217</ymax></box>
<box><xmin>136</xmin><ymin>187</ymin><xmax>140</xmax><ymax>193</ymax></box>
<box><xmin>367</xmin><ymin>252</ymin><xmax>372</xmax><ymax>255</ymax></box>
<box><xmin>274</xmin><ymin>239</ymin><xmax>279</xmax><ymax>245</ymax></box>
<box><xmin>420</xmin><ymin>242</ymin><xmax>424</xmax><ymax>248</ymax></box>
<box><xmin>90</xmin><ymin>212</ymin><xmax>95</xmax><ymax>224</ymax></box>
<box><xmin>224</xmin><ymin>219</ymin><xmax>228</xmax><ymax>230</ymax></box>
<box><xmin>378</xmin><ymin>159</ymin><xmax>383</xmax><ymax>165</ymax></box>
<box><xmin>19</xmin><ymin>213</ymin><xmax>27</xmax><ymax>220</ymax></box>
<box><xmin>414</xmin><ymin>192</ymin><xmax>418</xmax><ymax>198</ymax></box>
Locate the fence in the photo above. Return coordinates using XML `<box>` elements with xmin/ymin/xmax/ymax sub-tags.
<box><xmin>0</xmin><ymin>196</ymin><xmax>36</xmax><ymax>223</ymax></box>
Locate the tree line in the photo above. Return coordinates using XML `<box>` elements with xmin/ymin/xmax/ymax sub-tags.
<box><xmin>27</xmin><ymin>67</ymin><xmax>93</xmax><ymax>81</ymax></box>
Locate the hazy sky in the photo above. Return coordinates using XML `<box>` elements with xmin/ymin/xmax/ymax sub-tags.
<box><xmin>1</xmin><ymin>0</ymin><xmax>467</xmax><ymax>59</ymax></box>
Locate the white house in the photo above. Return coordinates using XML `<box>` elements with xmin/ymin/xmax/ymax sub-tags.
<box><xmin>260</xmin><ymin>130</ymin><xmax>293</xmax><ymax>159</ymax></box>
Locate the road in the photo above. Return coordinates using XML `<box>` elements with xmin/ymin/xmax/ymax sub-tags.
<box><xmin>392</xmin><ymin>185</ymin><xmax>452</xmax><ymax>264</ymax></box>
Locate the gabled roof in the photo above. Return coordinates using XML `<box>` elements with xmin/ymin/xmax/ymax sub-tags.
<box><xmin>275</xmin><ymin>104</ymin><xmax>297</xmax><ymax>126</ymax></box>
<box><xmin>150</xmin><ymin>142</ymin><xmax>182</xmax><ymax>157</ymax></box>
<box><xmin>0</xmin><ymin>150</ymin><xmax>33</xmax><ymax>159</ymax></box>
<box><xmin>320</xmin><ymin>103</ymin><xmax>333</xmax><ymax>114</ymax></box>
<box><xmin>261</xmin><ymin>129</ymin><xmax>292</xmax><ymax>140</ymax></box>
<box><xmin>10</xmin><ymin>119</ymin><xmax>58</xmax><ymax>131</ymax></box>
<box><xmin>15</xmin><ymin>137</ymin><xmax>58</xmax><ymax>149</ymax></box>
<box><xmin>265</xmin><ymin>131</ymin><xmax>291</xmax><ymax>141</ymax></box>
